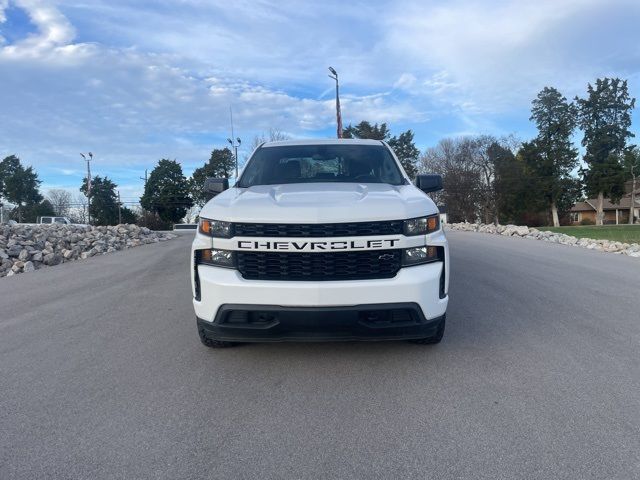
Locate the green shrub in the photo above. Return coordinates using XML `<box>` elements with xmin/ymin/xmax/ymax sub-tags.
<box><xmin>580</xmin><ymin>217</ymin><xmax>595</xmax><ymax>226</ymax></box>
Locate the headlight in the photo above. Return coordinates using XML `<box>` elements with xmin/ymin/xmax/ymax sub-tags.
<box><xmin>197</xmin><ymin>249</ymin><xmax>235</xmax><ymax>268</ymax></box>
<box><xmin>403</xmin><ymin>214</ymin><xmax>440</xmax><ymax>236</ymax></box>
<box><xmin>199</xmin><ymin>218</ymin><xmax>233</xmax><ymax>238</ymax></box>
<box><xmin>402</xmin><ymin>246</ymin><xmax>440</xmax><ymax>266</ymax></box>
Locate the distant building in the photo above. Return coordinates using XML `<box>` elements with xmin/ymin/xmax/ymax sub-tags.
<box><xmin>570</xmin><ymin>182</ymin><xmax>639</xmax><ymax>225</ymax></box>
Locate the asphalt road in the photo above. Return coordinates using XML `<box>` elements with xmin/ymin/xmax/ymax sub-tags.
<box><xmin>1</xmin><ymin>230</ymin><xmax>639</xmax><ymax>480</ymax></box>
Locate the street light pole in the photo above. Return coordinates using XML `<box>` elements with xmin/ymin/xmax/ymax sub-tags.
<box><xmin>80</xmin><ymin>152</ymin><xmax>93</xmax><ymax>225</ymax></box>
<box><xmin>228</xmin><ymin>106</ymin><xmax>241</xmax><ymax>178</ymax></box>
<box><xmin>117</xmin><ymin>190</ymin><xmax>122</xmax><ymax>225</ymax></box>
<box><xmin>228</xmin><ymin>137</ymin><xmax>242</xmax><ymax>178</ymax></box>
<box><xmin>328</xmin><ymin>67</ymin><xmax>343</xmax><ymax>138</ymax></box>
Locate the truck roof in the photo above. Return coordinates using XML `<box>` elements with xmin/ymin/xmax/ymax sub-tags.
<box><xmin>262</xmin><ymin>138</ymin><xmax>385</xmax><ymax>148</ymax></box>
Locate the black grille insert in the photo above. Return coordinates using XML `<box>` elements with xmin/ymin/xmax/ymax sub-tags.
<box><xmin>236</xmin><ymin>250</ymin><xmax>402</xmax><ymax>281</ymax></box>
<box><xmin>234</xmin><ymin>220</ymin><xmax>403</xmax><ymax>238</ymax></box>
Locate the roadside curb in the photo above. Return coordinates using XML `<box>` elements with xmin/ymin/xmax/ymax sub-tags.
<box><xmin>446</xmin><ymin>222</ymin><xmax>640</xmax><ymax>259</ymax></box>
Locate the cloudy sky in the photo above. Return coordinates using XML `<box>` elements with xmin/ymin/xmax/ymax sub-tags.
<box><xmin>1</xmin><ymin>0</ymin><xmax>639</xmax><ymax>202</ymax></box>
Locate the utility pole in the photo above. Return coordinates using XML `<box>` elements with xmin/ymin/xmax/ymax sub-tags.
<box><xmin>80</xmin><ymin>152</ymin><xmax>93</xmax><ymax>225</ymax></box>
<box><xmin>117</xmin><ymin>190</ymin><xmax>122</xmax><ymax>224</ymax></box>
<box><xmin>139</xmin><ymin>169</ymin><xmax>149</xmax><ymax>219</ymax></box>
<box><xmin>140</xmin><ymin>169</ymin><xmax>148</xmax><ymax>188</ymax></box>
<box><xmin>630</xmin><ymin>163</ymin><xmax>637</xmax><ymax>225</ymax></box>
<box><xmin>328</xmin><ymin>67</ymin><xmax>343</xmax><ymax>138</ymax></box>
<box><xmin>227</xmin><ymin>106</ymin><xmax>241</xmax><ymax>178</ymax></box>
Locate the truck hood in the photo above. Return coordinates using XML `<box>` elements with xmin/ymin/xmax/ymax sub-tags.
<box><xmin>199</xmin><ymin>183</ymin><xmax>438</xmax><ymax>223</ymax></box>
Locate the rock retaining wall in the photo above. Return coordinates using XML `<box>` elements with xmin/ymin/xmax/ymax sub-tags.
<box><xmin>1</xmin><ymin>223</ymin><xmax>177</xmax><ymax>277</ymax></box>
<box><xmin>447</xmin><ymin>222</ymin><xmax>640</xmax><ymax>258</ymax></box>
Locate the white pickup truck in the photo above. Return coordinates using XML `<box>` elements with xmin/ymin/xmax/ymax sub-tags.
<box><xmin>37</xmin><ymin>216</ymin><xmax>72</xmax><ymax>225</ymax></box>
<box><xmin>191</xmin><ymin>139</ymin><xmax>448</xmax><ymax>347</ymax></box>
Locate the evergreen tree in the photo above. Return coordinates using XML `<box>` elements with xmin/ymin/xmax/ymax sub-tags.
<box><xmin>0</xmin><ymin>156</ymin><xmax>10</xmax><ymax>197</ymax></box>
<box><xmin>140</xmin><ymin>159</ymin><xmax>193</xmax><ymax>223</ymax></box>
<box><xmin>80</xmin><ymin>176</ymin><xmax>120</xmax><ymax>225</ymax></box>
<box><xmin>517</xmin><ymin>141</ymin><xmax>583</xmax><ymax>226</ymax></box>
<box><xmin>120</xmin><ymin>206</ymin><xmax>138</xmax><ymax>224</ymax></box>
<box><xmin>21</xmin><ymin>200</ymin><xmax>56</xmax><ymax>223</ymax></box>
<box><xmin>576</xmin><ymin>78</ymin><xmax>635</xmax><ymax>225</ymax></box>
<box><xmin>1</xmin><ymin>155</ymin><xmax>43</xmax><ymax>222</ymax></box>
<box><xmin>343</xmin><ymin>121</ymin><xmax>420</xmax><ymax>179</ymax></box>
<box><xmin>388</xmin><ymin>130</ymin><xmax>419</xmax><ymax>179</ymax></box>
<box><xmin>190</xmin><ymin>148</ymin><xmax>235</xmax><ymax>206</ymax></box>
<box><xmin>528</xmin><ymin>87</ymin><xmax>580</xmax><ymax>226</ymax></box>
<box><xmin>207</xmin><ymin>147</ymin><xmax>235</xmax><ymax>178</ymax></box>
<box><xmin>623</xmin><ymin>146</ymin><xmax>640</xmax><ymax>224</ymax></box>
<box><xmin>490</xmin><ymin>142</ymin><xmax>528</xmax><ymax>224</ymax></box>
<box><xmin>342</xmin><ymin>121</ymin><xmax>390</xmax><ymax>140</ymax></box>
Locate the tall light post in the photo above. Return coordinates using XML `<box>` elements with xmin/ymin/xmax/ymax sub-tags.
<box><xmin>328</xmin><ymin>66</ymin><xmax>343</xmax><ymax>138</ymax></box>
<box><xmin>228</xmin><ymin>106</ymin><xmax>241</xmax><ymax>178</ymax></box>
<box><xmin>80</xmin><ymin>152</ymin><xmax>93</xmax><ymax>225</ymax></box>
<box><xmin>228</xmin><ymin>137</ymin><xmax>241</xmax><ymax>178</ymax></box>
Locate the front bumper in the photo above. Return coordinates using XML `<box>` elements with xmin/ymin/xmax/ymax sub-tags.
<box><xmin>193</xmin><ymin>259</ymin><xmax>448</xmax><ymax>341</ymax></box>
<box><xmin>197</xmin><ymin>304</ymin><xmax>445</xmax><ymax>342</ymax></box>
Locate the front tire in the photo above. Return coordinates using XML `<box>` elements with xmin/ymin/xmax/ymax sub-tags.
<box><xmin>197</xmin><ymin>323</ymin><xmax>237</xmax><ymax>348</ymax></box>
<box><xmin>409</xmin><ymin>315</ymin><xmax>446</xmax><ymax>345</ymax></box>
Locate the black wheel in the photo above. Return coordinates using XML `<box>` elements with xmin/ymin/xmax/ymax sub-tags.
<box><xmin>409</xmin><ymin>315</ymin><xmax>446</xmax><ymax>345</ymax></box>
<box><xmin>197</xmin><ymin>323</ymin><xmax>238</xmax><ymax>348</ymax></box>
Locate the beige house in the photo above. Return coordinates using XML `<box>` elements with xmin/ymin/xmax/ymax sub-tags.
<box><xmin>570</xmin><ymin>182</ymin><xmax>640</xmax><ymax>224</ymax></box>
<box><xmin>570</xmin><ymin>199</ymin><xmax>637</xmax><ymax>224</ymax></box>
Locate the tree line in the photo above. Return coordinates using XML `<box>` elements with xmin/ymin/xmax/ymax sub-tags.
<box><xmin>420</xmin><ymin>77</ymin><xmax>639</xmax><ymax>226</ymax></box>
<box><xmin>0</xmin><ymin>129</ymin><xmax>281</xmax><ymax>226</ymax></box>
<box><xmin>0</xmin><ymin>156</ymin><xmax>207</xmax><ymax>227</ymax></box>
<box><xmin>0</xmin><ymin>143</ymin><xmax>247</xmax><ymax>227</ymax></box>
<box><xmin>344</xmin><ymin>77</ymin><xmax>640</xmax><ymax>227</ymax></box>
<box><xmin>2</xmin><ymin>78</ymin><xmax>638</xmax><ymax>227</ymax></box>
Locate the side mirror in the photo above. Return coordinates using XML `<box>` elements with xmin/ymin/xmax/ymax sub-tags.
<box><xmin>204</xmin><ymin>178</ymin><xmax>229</xmax><ymax>200</ymax></box>
<box><xmin>415</xmin><ymin>174</ymin><xmax>443</xmax><ymax>193</ymax></box>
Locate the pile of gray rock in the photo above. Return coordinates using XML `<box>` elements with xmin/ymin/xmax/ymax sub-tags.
<box><xmin>447</xmin><ymin>222</ymin><xmax>640</xmax><ymax>258</ymax></box>
<box><xmin>0</xmin><ymin>223</ymin><xmax>177</xmax><ymax>277</ymax></box>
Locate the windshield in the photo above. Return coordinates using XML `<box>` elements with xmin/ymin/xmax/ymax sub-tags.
<box><xmin>237</xmin><ymin>144</ymin><xmax>405</xmax><ymax>187</ymax></box>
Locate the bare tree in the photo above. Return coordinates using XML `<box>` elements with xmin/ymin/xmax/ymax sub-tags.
<box><xmin>243</xmin><ymin>128</ymin><xmax>290</xmax><ymax>166</ymax></box>
<box><xmin>467</xmin><ymin>135</ymin><xmax>499</xmax><ymax>225</ymax></box>
<box><xmin>68</xmin><ymin>194</ymin><xmax>88</xmax><ymax>224</ymax></box>
<box><xmin>46</xmin><ymin>189</ymin><xmax>72</xmax><ymax>217</ymax></box>
<box><xmin>420</xmin><ymin>137</ymin><xmax>485</xmax><ymax>223</ymax></box>
<box><xmin>419</xmin><ymin>135</ymin><xmax>520</xmax><ymax>224</ymax></box>
<box><xmin>183</xmin><ymin>205</ymin><xmax>200</xmax><ymax>223</ymax></box>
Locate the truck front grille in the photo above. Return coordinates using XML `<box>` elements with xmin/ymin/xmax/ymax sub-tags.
<box><xmin>234</xmin><ymin>220</ymin><xmax>403</xmax><ymax>238</ymax></box>
<box><xmin>236</xmin><ymin>250</ymin><xmax>402</xmax><ymax>281</ymax></box>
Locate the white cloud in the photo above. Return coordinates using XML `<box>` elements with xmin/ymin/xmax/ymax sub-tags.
<box><xmin>1</xmin><ymin>0</ymin><xmax>640</xmax><ymax>196</ymax></box>
<box><xmin>0</xmin><ymin>0</ymin><xmax>77</xmax><ymax>57</ymax></box>
<box><xmin>0</xmin><ymin>0</ymin><xmax>8</xmax><ymax>44</ymax></box>
<box><xmin>0</xmin><ymin>0</ymin><xmax>421</xmax><ymax>195</ymax></box>
<box><xmin>393</xmin><ymin>73</ymin><xmax>417</xmax><ymax>90</ymax></box>
<box><xmin>0</xmin><ymin>0</ymin><xmax>8</xmax><ymax>21</ymax></box>
<box><xmin>384</xmin><ymin>0</ymin><xmax>640</xmax><ymax>113</ymax></box>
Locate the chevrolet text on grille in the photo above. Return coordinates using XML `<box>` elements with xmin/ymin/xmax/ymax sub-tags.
<box><xmin>236</xmin><ymin>238</ymin><xmax>400</xmax><ymax>251</ymax></box>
